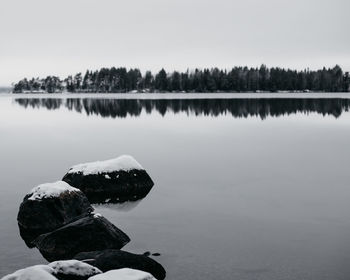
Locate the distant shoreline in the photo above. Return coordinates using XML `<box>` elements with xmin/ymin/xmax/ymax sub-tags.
<box><xmin>12</xmin><ymin>66</ymin><xmax>350</xmax><ymax>94</ymax></box>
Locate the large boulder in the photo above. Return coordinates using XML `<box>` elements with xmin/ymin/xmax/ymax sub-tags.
<box><xmin>62</xmin><ymin>155</ymin><xmax>154</xmax><ymax>203</ymax></box>
<box><xmin>74</xmin><ymin>249</ymin><xmax>166</xmax><ymax>280</ymax></box>
<box><xmin>88</xmin><ymin>268</ymin><xmax>156</xmax><ymax>280</ymax></box>
<box><xmin>34</xmin><ymin>214</ymin><xmax>130</xmax><ymax>262</ymax></box>
<box><xmin>17</xmin><ymin>181</ymin><xmax>93</xmax><ymax>247</ymax></box>
<box><xmin>1</xmin><ymin>265</ymin><xmax>56</xmax><ymax>280</ymax></box>
<box><xmin>48</xmin><ymin>260</ymin><xmax>102</xmax><ymax>280</ymax></box>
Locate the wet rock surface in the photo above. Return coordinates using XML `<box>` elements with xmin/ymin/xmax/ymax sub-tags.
<box><xmin>35</xmin><ymin>215</ymin><xmax>130</xmax><ymax>262</ymax></box>
<box><xmin>74</xmin><ymin>249</ymin><xmax>166</xmax><ymax>280</ymax></box>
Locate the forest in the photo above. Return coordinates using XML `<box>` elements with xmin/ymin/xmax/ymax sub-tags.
<box><xmin>12</xmin><ymin>65</ymin><xmax>350</xmax><ymax>93</ymax></box>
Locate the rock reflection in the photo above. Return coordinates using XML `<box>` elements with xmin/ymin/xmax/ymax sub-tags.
<box><xmin>93</xmin><ymin>200</ymin><xmax>143</xmax><ymax>212</ymax></box>
<box><xmin>14</xmin><ymin>98</ymin><xmax>350</xmax><ymax>119</ymax></box>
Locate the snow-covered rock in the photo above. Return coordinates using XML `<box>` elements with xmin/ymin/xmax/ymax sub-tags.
<box><xmin>1</xmin><ymin>261</ymin><xmax>102</xmax><ymax>280</ymax></box>
<box><xmin>62</xmin><ymin>156</ymin><xmax>154</xmax><ymax>203</ymax></box>
<box><xmin>28</xmin><ymin>181</ymin><xmax>80</xmax><ymax>201</ymax></box>
<box><xmin>49</xmin><ymin>260</ymin><xmax>102</xmax><ymax>280</ymax></box>
<box><xmin>67</xmin><ymin>155</ymin><xmax>144</xmax><ymax>175</ymax></box>
<box><xmin>74</xmin><ymin>249</ymin><xmax>166</xmax><ymax>280</ymax></box>
<box><xmin>17</xmin><ymin>181</ymin><xmax>93</xmax><ymax>247</ymax></box>
<box><xmin>35</xmin><ymin>214</ymin><xmax>130</xmax><ymax>262</ymax></box>
<box><xmin>88</xmin><ymin>268</ymin><xmax>156</xmax><ymax>280</ymax></box>
<box><xmin>1</xmin><ymin>265</ymin><xmax>56</xmax><ymax>280</ymax></box>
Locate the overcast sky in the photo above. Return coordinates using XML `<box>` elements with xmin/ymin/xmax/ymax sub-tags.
<box><xmin>0</xmin><ymin>0</ymin><xmax>349</xmax><ymax>85</ymax></box>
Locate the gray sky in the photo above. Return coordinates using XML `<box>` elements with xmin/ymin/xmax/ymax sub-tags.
<box><xmin>0</xmin><ymin>0</ymin><xmax>349</xmax><ymax>86</ymax></box>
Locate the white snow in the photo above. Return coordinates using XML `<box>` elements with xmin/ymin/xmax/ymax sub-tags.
<box><xmin>67</xmin><ymin>155</ymin><xmax>144</xmax><ymax>175</ymax></box>
<box><xmin>28</xmin><ymin>181</ymin><xmax>80</xmax><ymax>201</ymax></box>
<box><xmin>48</xmin><ymin>260</ymin><xmax>102</xmax><ymax>276</ymax></box>
<box><xmin>93</xmin><ymin>212</ymin><xmax>102</xmax><ymax>218</ymax></box>
<box><xmin>88</xmin><ymin>268</ymin><xmax>156</xmax><ymax>280</ymax></box>
<box><xmin>1</xmin><ymin>265</ymin><xmax>55</xmax><ymax>280</ymax></box>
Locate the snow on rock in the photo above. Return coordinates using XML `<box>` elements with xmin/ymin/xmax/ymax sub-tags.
<box><xmin>93</xmin><ymin>212</ymin><xmax>102</xmax><ymax>218</ymax></box>
<box><xmin>67</xmin><ymin>155</ymin><xmax>144</xmax><ymax>175</ymax></box>
<box><xmin>1</xmin><ymin>265</ymin><xmax>56</xmax><ymax>280</ymax></box>
<box><xmin>49</xmin><ymin>260</ymin><xmax>102</xmax><ymax>278</ymax></box>
<box><xmin>62</xmin><ymin>155</ymin><xmax>154</xmax><ymax>204</ymax></box>
<box><xmin>28</xmin><ymin>181</ymin><xmax>80</xmax><ymax>201</ymax></box>
<box><xmin>88</xmin><ymin>268</ymin><xmax>156</xmax><ymax>280</ymax></box>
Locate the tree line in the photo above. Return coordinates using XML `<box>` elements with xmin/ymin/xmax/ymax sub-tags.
<box><xmin>13</xmin><ymin>65</ymin><xmax>350</xmax><ymax>93</ymax></box>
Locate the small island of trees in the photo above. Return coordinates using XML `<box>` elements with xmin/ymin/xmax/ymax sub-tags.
<box><xmin>12</xmin><ymin>65</ymin><xmax>350</xmax><ymax>93</ymax></box>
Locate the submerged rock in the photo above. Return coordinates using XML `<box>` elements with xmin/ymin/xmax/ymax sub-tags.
<box><xmin>74</xmin><ymin>249</ymin><xmax>166</xmax><ymax>280</ymax></box>
<box><xmin>48</xmin><ymin>260</ymin><xmax>102</xmax><ymax>280</ymax></box>
<box><xmin>152</xmin><ymin>253</ymin><xmax>161</xmax><ymax>257</ymax></box>
<box><xmin>1</xmin><ymin>265</ymin><xmax>56</xmax><ymax>280</ymax></box>
<box><xmin>17</xmin><ymin>181</ymin><xmax>93</xmax><ymax>247</ymax></box>
<box><xmin>35</xmin><ymin>214</ymin><xmax>130</xmax><ymax>262</ymax></box>
<box><xmin>62</xmin><ymin>155</ymin><xmax>154</xmax><ymax>203</ymax></box>
<box><xmin>88</xmin><ymin>268</ymin><xmax>156</xmax><ymax>280</ymax></box>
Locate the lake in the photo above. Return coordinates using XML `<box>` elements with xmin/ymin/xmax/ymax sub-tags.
<box><xmin>0</xmin><ymin>93</ymin><xmax>350</xmax><ymax>280</ymax></box>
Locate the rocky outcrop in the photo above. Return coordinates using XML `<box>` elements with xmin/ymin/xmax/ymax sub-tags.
<box><xmin>11</xmin><ymin>156</ymin><xmax>166</xmax><ymax>280</ymax></box>
<box><xmin>74</xmin><ymin>249</ymin><xmax>166</xmax><ymax>280</ymax></box>
<box><xmin>62</xmin><ymin>155</ymin><xmax>154</xmax><ymax>203</ymax></box>
<box><xmin>35</xmin><ymin>215</ymin><xmax>130</xmax><ymax>262</ymax></box>
<box><xmin>17</xmin><ymin>181</ymin><xmax>93</xmax><ymax>247</ymax></box>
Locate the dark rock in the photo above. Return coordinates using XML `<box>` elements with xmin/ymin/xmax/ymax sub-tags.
<box><xmin>74</xmin><ymin>249</ymin><xmax>166</xmax><ymax>280</ymax></box>
<box><xmin>152</xmin><ymin>253</ymin><xmax>161</xmax><ymax>257</ymax></box>
<box><xmin>17</xmin><ymin>181</ymin><xmax>93</xmax><ymax>247</ymax></box>
<box><xmin>62</xmin><ymin>156</ymin><xmax>154</xmax><ymax>204</ymax></box>
<box><xmin>35</xmin><ymin>215</ymin><xmax>130</xmax><ymax>262</ymax></box>
<box><xmin>143</xmin><ymin>251</ymin><xmax>151</xmax><ymax>257</ymax></box>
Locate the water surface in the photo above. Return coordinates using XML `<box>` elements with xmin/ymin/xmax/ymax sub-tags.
<box><xmin>0</xmin><ymin>94</ymin><xmax>350</xmax><ymax>280</ymax></box>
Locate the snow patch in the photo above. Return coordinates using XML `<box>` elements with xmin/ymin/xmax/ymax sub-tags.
<box><xmin>48</xmin><ymin>260</ymin><xmax>102</xmax><ymax>276</ymax></box>
<box><xmin>93</xmin><ymin>213</ymin><xmax>102</xmax><ymax>218</ymax></box>
<box><xmin>1</xmin><ymin>265</ymin><xmax>55</xmax><ymax>280</ymax></box>
<box><xmin>88</xmin><ymin>268</ymin><xmax>156</xmax><ymax>280</ymax></box>
<box><xmin>28</xmin><ymin>181</ymin><xmax>80</xmax><ymax>201</ymax></box>
<box><xmin>67</xmin><ymin>155</ymin><xmax>144</xmax><ymax>175</ymax></box>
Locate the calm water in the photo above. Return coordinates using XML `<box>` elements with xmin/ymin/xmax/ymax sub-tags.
<box><xmin>1</xmin><ymin>94</ymin><xmax>350</xmax><ymax>280</ymax></box>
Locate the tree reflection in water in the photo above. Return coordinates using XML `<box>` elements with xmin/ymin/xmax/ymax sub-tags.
<box><xmin>14</xmin><ymin>98</ymin><xmax>350</xmax><ymax>119</ymax></box>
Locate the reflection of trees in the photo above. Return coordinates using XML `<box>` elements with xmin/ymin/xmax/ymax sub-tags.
<box><xmin>15</xmin><ymin>98</ymin><xmax>63</xmax><ymax>110</ymax></box>
<box><xmin>15</xmin><ymin>98</ymin><xmax>350</xmax><ymax>119</ymax></box>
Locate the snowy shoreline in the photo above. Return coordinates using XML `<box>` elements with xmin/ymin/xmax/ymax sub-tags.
<box><xmin>3</xmin><ymin>92</ymin><xmax>350</xmax><ymax>99</ymax></box>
